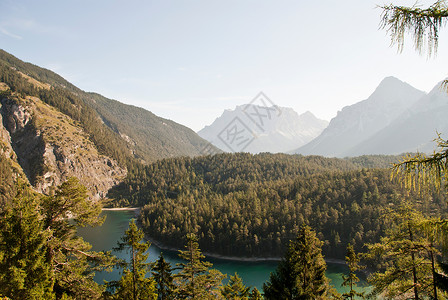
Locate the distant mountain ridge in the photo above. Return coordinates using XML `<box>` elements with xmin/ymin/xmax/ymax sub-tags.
<box><xmin>198</xmin><ymin>104</ymin><xmax>328</xmax><ymax>153</ymax></box>
<box><xmin>345</xmin><ymin>81</ymin><xmax>448</xmax><ymax>156</ymax></box>
<box><xmin>294</xmin><ymin>76</ymin><xmax>435</xmax><ymax>157</ymax></box>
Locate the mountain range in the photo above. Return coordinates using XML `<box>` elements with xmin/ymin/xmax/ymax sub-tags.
<box><xmin>294</xmin><ymin>76</ymin><xmax>448</xmax><ymax>157</ymax></box>
<box><xmin>198</xmin><ymin>104</ymin><xmax>328</xmax><ymax>153</ymax></box>
<box><xmin>2</xmin><ymin>48</ymin><xmax>448</xmax><ymax>200</ymax></box>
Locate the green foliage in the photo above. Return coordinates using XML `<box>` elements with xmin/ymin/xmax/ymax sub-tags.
<box><xmin>0</xmin><ymin>60</ymin><xmax>135</xmax><ymax>168</ymax></box>
<box><xmin>347</xmin><ymin>154</ymin><xmax>406</xmax><ymax>169</ymax></box>
<box><xmin>263</xmin><ymin>224</ymin><xmax>331</xmax><ymax>300</ymax></box>
<box><xmin>176</xmin><ymin>233</ymin><xmax>225</xmax><ymax>299</ymax></box>
<box><xmin>111</xmin><ymin>271</ymin><xmax>157</xmax><ymax>300</ymax></box>
<box><xmin>85</xmin><ymin>92</ymin><xmax>215</xmax><ymax>163</ymax></box>
<box><xmin>341</xmin><ymin>244</ymin><xmax>365</xmax><ymax>300</ymax></box>
<box><xmin>393</xmin><ymin>134</ymin><xmax>448</xmax><ymax>193</ymax></box>
<box><xmin>0</xmin><ymin>177</ymin><xmax>115</xmax><ymax>299</ymax></box>
<box><xmin>380</xmin><ymin>0</ymin><xmax>448</xmax><ymax>57</ymax></box>
<box><xmin>380</xmin><ymin>0</ymin><xmax>448</xmax><ymax>90</ymax></box>
<box><xmin>0</xmin><ymin>182</ymin><xmax>53</xmax><ymax>299</ymax></box>
<box><xmin>0</xmin><ymin>153</ymin><xmax>17</xmax><ymax>208</ymax></box>
<box><xmin>120</xmin><ymin>153</ymin><xmax>447</xmax><ymax>258</ymax></box>
<box><xmin>221</xmin><ymin>273</ymin><xmax>251</xmax><ymax>299</ymax></box>
<box><xmin>41</xmin><ymin>177</ymin><xmax>116</xmax><ymax>299</ymax></box>
<box><xmin>109</xmin><ymin>219</ymin><xmax>156</xmax><ymax>300</ymax></box>
<box><xmin>248</xmin><ymin>287</ymin><xmax>262</xmax><ymax>300</ymax></box>
<box><xmin>364</xmin><ymin>202</ymin><xmax>442</xmax><ymax>299</ymax></box>
<box><xmin>152</xmin><ymin>253</ymin><xmax>176</xmax><ymax>300</ymax></box>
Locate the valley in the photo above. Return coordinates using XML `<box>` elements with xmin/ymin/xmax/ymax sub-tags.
<box><xmin>78</xmin><ymin>209</ymin><xmax>369</xmax><ymax>293</ymax></box>
<box><xmin>1</xmin><ymin>48</ymin><xmax>447</xmax><ymax>299</ymax></box>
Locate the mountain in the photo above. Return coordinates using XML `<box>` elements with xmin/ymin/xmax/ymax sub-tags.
<box><xmin>83</xmin><ymin>92</ymin><xmax>218</xmax><ymax>163</ymax></box>
<box><xmin>0</xmin><ymin>50</ymin><xmax>216</xmax><ymax>165</ymax></box>
<box><xmin>0</xmin><ymin>84</ymin><xmax>126</xmax><ymax>198</ymax></box>
<box><xmin>345</xmin><ymin>81</ymin><xmax>448</xmax><ymax>156</ymax></box>
<box><xmin>0</xmin><ymin>49</ymin><xmax>216</xmax><ymax>197</ymax></box>
<box><xmin>198</xmin><ymin>104</ymin><xmax>328</xmax><ymax>153</ymax></box>
<box><xmin>294</xmin><ymin>77</ymin><xmax>426</xmax><ymax>157</ymax></box>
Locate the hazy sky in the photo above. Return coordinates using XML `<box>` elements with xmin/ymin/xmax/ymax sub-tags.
<box><xmin>1</xmin><ymin>0</ymin><xmax>447</xmax><ymax>131</ymax></box>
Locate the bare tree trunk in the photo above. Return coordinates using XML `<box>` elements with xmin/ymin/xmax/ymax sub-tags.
<box><xmin>430</xmin><ymin>248</ymin><xmax>438</xmax><ymax>300</ymax></box>
<box><xmin>409</xmin><ymin>222</ymin><xmax>419</xmax><ymax>300</ymax></box>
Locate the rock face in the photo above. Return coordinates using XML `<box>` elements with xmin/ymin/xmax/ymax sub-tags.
<box><xmin>294</xmin><ymin>77</ymin><xmax>426</xmax><ymax>157</ymax></box>
<box><xmin>0</xmin><ymin>89</ymin><xmax>126</xmax><ymax>199</ymax></box>
<box><xmin>0</xmin><ymin>85</ymin><xmax>17</xmax><ymax>161</ymax></box>
<box><xmin>198</xmin><ymin>105</ymin><xmax>328</xmax><ymax>153</ymax></box>
<box><xmin>345</xmin><ymin>80</ymin><xmax>448</xmax><ymax>155</ymax></box>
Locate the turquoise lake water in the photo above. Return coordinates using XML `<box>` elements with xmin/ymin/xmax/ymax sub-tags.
<box><xmin>77</xmin><ymin>210</ymin><xmax>369</xmax><ymax>293</ymax></box>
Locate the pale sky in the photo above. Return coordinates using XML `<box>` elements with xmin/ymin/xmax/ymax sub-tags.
<box><xmin>1</xmin><ymin>0</ymin><xmax>447</xmax><ymax>131</ymax></box>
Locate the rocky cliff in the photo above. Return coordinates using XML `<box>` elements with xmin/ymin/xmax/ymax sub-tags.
<box><xmin>0</xmin><ymin>83</ymin><xmax>126</xmax><ymax>199</ymax></box>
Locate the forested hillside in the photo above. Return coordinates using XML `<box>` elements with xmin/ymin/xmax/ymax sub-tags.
<box><xmin>0</xmin><ymin>49</ymin><xmax>215</xmax><ymax>166</ymax></box>
<box><xmin>109</xmin><ymin>153</ymin><xmax>448</xmax><ymax>259</ymax></box>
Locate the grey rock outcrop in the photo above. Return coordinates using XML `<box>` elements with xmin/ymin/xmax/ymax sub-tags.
<box><xmin>0</xmin><ymin>92</ymin><xmax>126</xmax><ymax>199</ymax></box>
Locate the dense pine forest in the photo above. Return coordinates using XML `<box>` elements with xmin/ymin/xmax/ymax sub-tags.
<box><xmin>108</xmin><ymin>153</ymin><xmax>448</xmax><ymax>259</ymax></box>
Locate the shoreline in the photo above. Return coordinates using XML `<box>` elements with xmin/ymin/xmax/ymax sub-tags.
<box><xmin>101</xmin><ymin>210</ymin><xmax>346</xmax><ymax>265</ymax></box>
<box><xmin>148</xmin><ymin>236</ymin><xmax>281</xmax><ymax>262</ymax></box>
<box><xmin>146</xmin><ymin>234</ymin><xmax>345</xmax><ymax>265</ymax></box>
<box><xmin>102</xmin><ymin>207</ymin><xmax>140</xmax><ymax>211</ymax></box>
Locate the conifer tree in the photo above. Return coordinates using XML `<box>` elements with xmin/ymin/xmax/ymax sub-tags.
<box><xmin>0</xmin><ymin>177</ymin><xmax>115</xmax><ymax>299</ymax></box>
<box><xmin>111</xmin><ymin>219</ymin><xmax>156</xmax><ymax>300</ymax></box>
<box><xmin>152</xmin><ymin>253</ymin><xmax>176</xmax><ymax>300</ymax></box>
<box><xmin>41</xmin><ymin>177</ymin><xmax>115</xmax><ymax>299</ymax></box>
<box><xmin>381</xmin><ymin>3</ymin><xmax>448</xmax><ymax>297</ymax></box>
<box><xmin>380</xmin><ymin>0</ymin><xmax>448</xmax><ymax>59</ymax></box>
<box><xmin>263</xmin><ymin>224</ymin><xmax>330</xmax><ymax>300</ymax></box>
<box><xmin>384</xmin><ymin>0</ymin><xmax>448</xmax><ymax>195</ymax></box>
<box><xmin>220</xmin><ymin>273</ymin><xmax>250</xmax><ymax>299</ymax></box>
<box><xmin>0</xmin><ymin>182</ymin><xmax>53</xmax><ymax>299</ymax></box>
<box><xmin>341</xmin><ymin>243</ymin><xmax>365</xmax><ymax>300</ymax></box>
<box><xmin>365</xmin><ymin>202</ymin><xmax>436</xmax><ymax>299</ymax></box>
<box><xmin>176</xmin><ymin>233</ymin><xmax>225</xmax><ymax>299</ymax></box>
<box><xmin>248</xmin><ymin>287</ymin><xmax>262</xmax><ymax>300</ymax></box>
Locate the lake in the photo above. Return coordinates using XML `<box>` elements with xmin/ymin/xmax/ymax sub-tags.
<box><xmin>77</xmin><ymin>210</ymin><xmax>369</xmax><ymax>293</ymax></box>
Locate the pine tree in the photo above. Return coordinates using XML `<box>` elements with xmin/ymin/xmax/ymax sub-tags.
<box><xmin>176</xmin><ymin>233</ymin><xmax>225</xmax><ymax>299</ymax></box>
<box><xmin>382</xmin><ymin>5</ymin><xmax>448</xmax><ymax>293</ymax></box>
<box><xmin>152</xmin><ymin>253</ymin><xmax>176</xmax><ymax>300</ymax></box>
<box><xmin>0</xmin><ymin>182</ymin><xmax>53</xmax><ymax>299</ymax></box>
<box><xmin>341</xmin><ymin>243</ymin><xmax>365</xmax><ymax>300</ymax></box>
<box><xmin>365</xmin><ymin>202</ymin><xmax>436</xmax><ymax>299</ymax></box>
<box><xmin>41</xmin><ymin>177</ymin><xmax>115</xmax><ymax>299</ymax></box>
<box><xmin>380</xmin><ymin>0</ymin><xmax>448</xmax><ymax>59</ymax></box>
<box><xmin>0</xmin><ymin>177</ymin><xmax>115</xmax><ymax>299</ymax></box>
<box><xmin>220</xmin><ymin>273</ymin><xmax>250</xmax><ymax>299</ymax></box>
<box><xmin>111</xmin><ymin>219</ymin><xmax>157</xmax><ymax>300</ymax></box>
<box><xmin>263</xmin><ymin>224</ymin><xmax>330</xmax><ymax>300</ymax></box>
<box><xmin>248</xmin><ymin>287</ymin><xmax>262</xmax><ymax>300</ymax></box>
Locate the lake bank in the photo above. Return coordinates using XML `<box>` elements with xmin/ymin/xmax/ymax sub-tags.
<box><xmin>148</xmin><ymin>235</ymin><xmax>346</xmax><ymax>265</ymax></box>
<box><xmin>136</xmin><ymin>208</ymin><xmax>345</xmax><ymax>264</ymax></box>
<box><xmin>78</xmin><ymin>209</ymin><xmax>369</xmax><ymax>292</ymax></box>
<box><xmin>102</xmin><ymin>207</ymin><xmax>140</xmax><ymax>211</ymax></box>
